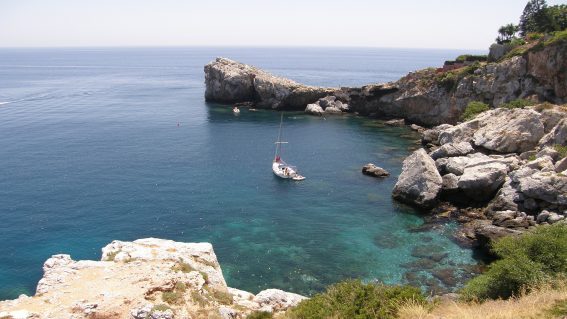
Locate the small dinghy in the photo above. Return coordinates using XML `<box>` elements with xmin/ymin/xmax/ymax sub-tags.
<box><xmin>272</xmin><ymin>113</ymin><xmax>305</xmax><ymax>181</ymax></box>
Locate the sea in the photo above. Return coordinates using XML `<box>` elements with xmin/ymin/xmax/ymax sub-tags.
<box><xmin>0</xmin><ymin>47</ymin><xmax>483</xmax><ymax>300</ymax></box>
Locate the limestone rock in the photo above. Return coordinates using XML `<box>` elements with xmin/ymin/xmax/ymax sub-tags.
<box><xmin>457</xmin><ymin>160</ymin><xmax>508</xmax><ymax>201</ymax></box>
<box><xmin>556</xmin><ymin>157</ymin><xmax>567</xmax><ymax>173</ymax></box>
<box><xmin>204</xmin><ymin>58</ymin><xmax>334</xmax><ymax>110</ymax></box>
<box><xmin>102</xmin><ymin>238</ymin><xmax>227</xmax><ymax>290</ymax></box>
<box><xmin>539</xmin><ymin>118</ymin><xmax>567</xmax><ymax>148</ymax></box>
<box><xmin>305</xmin><ymin>103</ymin><xmax>324</xmax><ymax>115</ymax></box>
<box><xmin>537</xmin><ymin>147</ymin><xmax>560</xmax><ymax>162</ymax></box>
<box><xmin>472</xmin><ymin>108</ymin><xmax>545</xmax><ymax>153</ymax></box>
<box><xmin>392</xmin><ymin>149</ymin><xmax>442</xmax><ymax>209</ymax></box>
<box><xmin>253</xmin><ymin>289</ymin><xmax>307</xmax><ymax>313</ymax></box>
<box><xmin>362</xmin><ymin>163</ymin><xmax>390</xmax><ymax>177</ymax></box>
<box><xmin>385</xmin><ymin>119</ymin><xmax>405</xmax><ymax>126</ymax></box>
<box><xmin>430</xmin><ymin>142</ymin><xmax>474</xmax><ymax>160</ymax></box>
<box><xmin>1</xmin><ymin>239</ymin><xmax>306</xmax><ymax>319</ymax></box>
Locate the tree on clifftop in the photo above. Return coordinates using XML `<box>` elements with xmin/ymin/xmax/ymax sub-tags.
<box><xmin>496</xmin><ymin>23</ymin><xmax>519</xmax><ymax>44</ymax></box>
<box><xmin>519</xmin><ymin>0</ymin><xmax>548</xmax><ymax>36</ymax></box>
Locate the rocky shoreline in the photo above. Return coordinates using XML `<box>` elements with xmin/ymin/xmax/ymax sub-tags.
<box><xmin>0</xmin><ymin>238</ymin><xmax>305</xmax><ymax>319</ymax></box>
<box><xmin>204</xmin><ymin>41</ymin><xmax>566</xmax><ymax>126</ymax></box>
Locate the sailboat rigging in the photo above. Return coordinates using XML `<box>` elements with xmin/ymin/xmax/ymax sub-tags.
<box><xmin>272</xmin><ymin>113</ymin><xmax>305</xmax><ymax>181</ymax></box>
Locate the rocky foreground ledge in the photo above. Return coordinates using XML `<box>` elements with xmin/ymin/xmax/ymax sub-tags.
<box><xmin>204</xmin><ymin>41</ymin><xmax>566</xmax><ymax>126</ymax></box>
<box><xmin>0</xmin><ymin>238</ymin><xmax>305</xmax><ymax>319</ymax></box>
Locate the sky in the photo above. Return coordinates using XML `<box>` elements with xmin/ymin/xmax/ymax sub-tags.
<box><xmin>1</xmin><ymin>0</ymin><xmax>565</xmax><ymax>50</ymax></box>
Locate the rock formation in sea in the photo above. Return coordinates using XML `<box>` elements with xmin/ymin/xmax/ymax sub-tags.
<box><xmin>0</xmin><ymin>238</ymin><xmax>306</xmax><ymax>319</ymax></box>
<box><xmin>204</xmin><ymin>41</ymin><xmax>567</xmax><ymax>126</ymax></box>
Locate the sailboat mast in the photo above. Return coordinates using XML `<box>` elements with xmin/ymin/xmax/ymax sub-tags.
<box><xmin>274</xmin><ymin>112</ymin><xmax>284</xmax><ymax>159</ymax></box>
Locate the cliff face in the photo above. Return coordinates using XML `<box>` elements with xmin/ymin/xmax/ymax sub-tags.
<box><xmin>0</xmin><ymin>238</ymin><xmax>306</xmax><ymax>319</ymax></box>
<box><xmin>204</xmin><ymin>41</ymin><xmax>567</xmax><ymax>126</ymax></box>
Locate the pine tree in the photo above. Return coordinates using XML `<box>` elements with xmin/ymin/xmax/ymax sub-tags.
<box><xmin>519</xmin><ymin>0</ymin><xmax>548</xmax><ymax>36</ymax></box>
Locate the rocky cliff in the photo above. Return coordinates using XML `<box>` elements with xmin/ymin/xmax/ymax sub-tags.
<box><xmin>0</xmin><ymin>238</ymin><xmax>305</xmax><ymax>319</ymax></box>
<box><xmin>204</xmin><ymin>41</ymin><xmax>567</xmax><ymax>126</ymax></box>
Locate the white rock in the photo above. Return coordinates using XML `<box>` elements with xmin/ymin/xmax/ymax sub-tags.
<box><xmin>253</xmin><ymin>289</ymin><xmax>307</xmax><ymax>312</ymax></box>
<box><xmin>392</xmin><ymin>149</ymin><xmax>442</xmax><ymax>208</ymax></box>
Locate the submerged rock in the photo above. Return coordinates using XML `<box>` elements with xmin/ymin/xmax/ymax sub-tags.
<box><xmin>362</xmin><ymin>163</ymin><xmax>390</xmax><ymax>177</ymax></box>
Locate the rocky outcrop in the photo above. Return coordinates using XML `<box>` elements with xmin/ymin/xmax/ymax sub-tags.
<box><xmin>204</xmin><ymin>58</ymin><xmax>334</xmax><ymax>110</ymax></box>
<box><xmin>392</xmin><ymin>149</ymin><xmax>442</xmax><ymax>209</ymax></box>
<box><xmin>0</xmin><ymin>238</ymin><xmax>306</xmax><ymax>319</ymax></box>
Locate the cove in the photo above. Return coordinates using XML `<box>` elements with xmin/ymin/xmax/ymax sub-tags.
<box><xmin>0</xmin><ymin>47</ymin><xmax>480</xmax><ymax>300</ymax></box>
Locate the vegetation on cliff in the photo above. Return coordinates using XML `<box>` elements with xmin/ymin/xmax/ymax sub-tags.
<box><xmin>284</xmin><ymin>280</ymin><xmax>426</xmax><ymax>319</ymax></box>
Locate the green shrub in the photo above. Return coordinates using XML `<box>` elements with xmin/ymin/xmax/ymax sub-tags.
<box><xmin>500</xmin><ymin>99</ymin><xmax>535</xmax><ymax>109</ymax></box>
<box><xmin>462</xmin><ymin>101</ymin><xmax>490</xmax><ymax>121</ymax></box>
<box><xmin>286</xmin><ymin>280</ymin><xmax>426</xmax><ymax>319</ymax></box>
<box><xmin>526</xmin><ymin>32</ymin><xmax>545</xmax><ymax>41</ymax></box>
<box><xmin>461</xmin><ymin>224</ymin><xmax>567</xmax><ymax>301</ymax></box>
<box><xmin>554</xmin><ymin>144</ymin><xmax>567</xmax><ymax>159</ymax></box>
<box><xmin>455</xmin><ymin>54</ymin><xmax>488</xmax><ymax>63</ymax></box>
<box><xmin>246</xmin><ymin>311</ymin><xmax>273</xmax><ymax>319</ymax></box>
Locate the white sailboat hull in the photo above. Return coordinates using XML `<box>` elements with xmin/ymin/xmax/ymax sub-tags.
<box><xmin>272</xmin><ymin>161</ymin><xmax>305</xmax><ymax>181</ymax></box>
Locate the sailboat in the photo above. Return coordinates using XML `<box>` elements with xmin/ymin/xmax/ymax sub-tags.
<box><xmin>272</xmin><ymin>113</ymin><xmax>305</xmax><ymax>181</ymax></box>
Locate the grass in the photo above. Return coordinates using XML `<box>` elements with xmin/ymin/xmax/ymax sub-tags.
<box><xmin>533</xmin><ymin>102</ymin><xmax>555</xmax><ymax>112</ymax></box>
<box><xmin>462</xmin><ymin>101</ymin><xmax>490</xmax><ymax>121</ymax></box>
<box><xmin>171</xmin><ymin>261</ymin><xmax>195</xmax><ymax>273</ymax></box>
<box><xmin>161</xmin><ymin>281</ymin><xmax>188</xmax><ymax>305</ymax></box>
<box><xmin>246</xmin><ymin>311</ymin><xmax>273</xmax><ymax>319</ymax></box>
<box><xmin>554</xmin><ymin>145</ymin><xmax>567</xmax><ymax>159</ymax></box>
<box><xmin>399</xmin><ymin>280</ymin><xmax>567</xmax><ymax>319</ymax></box>
<box><xmin>104</xmin><ymin>251</ymin><xmax>119</xmax><ymax>261</ymax></box>
<box><xmin>209</xmin><ymin>288</ymin><xmax>233</xmax><ymax>305</ymax></box>
<box><xmin>191</xmin><ymin>290</ymin><xmax>209</xmax><ymax>307</ymax></box>
<box><xmin>199</xmin><ymin>271</ymin><xmax>209</xmax><ymax>284</ymax></box>
<box><xmin>500</xmin><ymin>99</ymin><xmax>535</xmax><ymax>109</ymax></box>
<box><xmin>544</xmin><ymin>29</ymin><xmax>567</xmax><ymax>47</ymax></box>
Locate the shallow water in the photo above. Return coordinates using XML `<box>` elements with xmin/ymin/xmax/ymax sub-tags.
<box><xmin>0</xmin><ymin>47</ymin><xmax>481</xmax><ymax>299</ymax></box>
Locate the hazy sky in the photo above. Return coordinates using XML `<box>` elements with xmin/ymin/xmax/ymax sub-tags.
<box><xmin>1</xmin><ymin>0</ymin><xmax>565</xmax><ymax>49</ymax></box>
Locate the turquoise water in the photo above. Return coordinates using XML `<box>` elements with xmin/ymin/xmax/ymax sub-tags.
<box><xmin>0</xmin><ymin>47</ymin><xmax>480</xmax><ymax>300</ymax></box>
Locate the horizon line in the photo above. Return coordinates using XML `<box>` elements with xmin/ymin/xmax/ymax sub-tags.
<box><xmin>0</xmin><ymin>44</ymin><xmax>488</xmax><ymax>52</ymax></box>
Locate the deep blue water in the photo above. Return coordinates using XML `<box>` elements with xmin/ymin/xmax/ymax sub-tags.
<box><xmin>0</xmin><ymin>47</ymin><xmax>481</xmax><ymax>300</ymax></box>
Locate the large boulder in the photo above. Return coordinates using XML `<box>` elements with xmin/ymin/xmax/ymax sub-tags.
<box><xmin>457</xmin><ymin>160</ymin><xmax>509</xmax><ymax>201</ymax></box>
<box><xmin>392</xmin><ymin>149</ymin><xmax>442</xmax><ymax>209</ymax></box>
